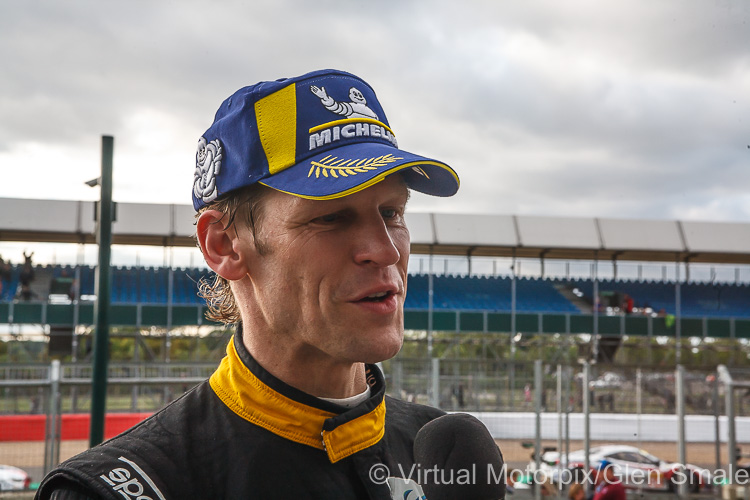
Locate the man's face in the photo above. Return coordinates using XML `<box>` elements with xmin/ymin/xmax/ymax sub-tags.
<box><xmin>598</xmin><ymin>466</ymin><xmax>616</xmax><ymax>484</ymax></box>
<box><xmin>235</xmin><ymin>175</ymin><xmax>410</xmax><ymax>366</ymax></box>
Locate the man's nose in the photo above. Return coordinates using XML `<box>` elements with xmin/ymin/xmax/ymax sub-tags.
<box><xmin>352</xmin><ymin>218</ymin><xmax>401</xmax><ymax>267</ymax></box>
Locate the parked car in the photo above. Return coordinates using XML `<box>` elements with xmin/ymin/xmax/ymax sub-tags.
<box><xmin>529</xmin><ymin>444</ymin><xmax>711</xmax><ymax>492</ymax></box>
<box><xmin>0</xmin><ymin>464</ymin><xmax>31</xmax><ymax>491</ymax></box>
<box><xmin>589</xmin><ymin>372</ymin><xmax>628</xmax><ymax>390</ymax></box>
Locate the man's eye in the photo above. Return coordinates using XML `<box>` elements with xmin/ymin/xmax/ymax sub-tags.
<box><xmin>381</xmin><ymin>209</ymin><xmax>398</xmax><ymax>219</ymax></box>
<box><xmin>314</xmin><ymin>213</ymin><xmax>340</xmax><ymax>223</ymax></box>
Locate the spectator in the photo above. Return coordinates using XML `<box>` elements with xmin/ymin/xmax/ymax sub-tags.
<box><xmin>568</xmin><ymin>482</ymin><xmax>585</xmax><ymax>500</ymax></box>
<box><xmin>539</xmin><ymin>477</ymin><xmax>556</xmax><ymax>497</ymax></box>
<box><xmin>453</xmin><ymin>383</ymin><xmax>465</xmax><ymax>409</ymax></box>
<box><xmin>606</xmin><ymin>393</ymin><xmax>614</xmax><ymax>411</ymax></box>
<box><xmin>622</xmin><ymin>294</ymin><xmax>634</xmax><ymax>315</ymax></box>
<box><xmin>593</xmin><ymin>460</ymin><xmax>625</xmax><ymax>500</ymax></box>
<box><xmin>596</xmin><ymin>392</ymin><xmax>614</xmax><ymax>411</ymax></box>
<box><xmin>594</xmin><ymin>295</ymin><xmax>604</xmax><ymax>313</ymax></box>
<box><xmin>55</xmin><ymin>269</ymin><xmax>77</xmax><ymax>301</ymax></box>
<box><xmin>0</xmin><ymin>256</ymin><xmax>11</xmax><ymax>301</ymax></box>
<box><xmin>505</xmin><ymin>469</ymin><xmax>516</xmax><ymax>495</ymax></box>
<box><xmin>69</xmin><ymin>276</ymin><xmax>79</xmax><ymax>301</ymax></box>
<box><xmin>18</xmin><ymin>251</ymin><xmax>35</xmax><ymax>301</ymax></box>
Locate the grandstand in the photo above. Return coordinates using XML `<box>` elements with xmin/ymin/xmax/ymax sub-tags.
<box><xmin>2</xmin><ymin>263</ymin><xmax>750</xmax><ymax>330</ymax></box>
<box><xmin>1</xmin><ymin>197</ymin><xmax>750</xmax><ymax>352</ymax></box>
<box><xmin>3</xmin><ymin>264</ymin><xmax>749</xmax><ymax>319</ymax></box>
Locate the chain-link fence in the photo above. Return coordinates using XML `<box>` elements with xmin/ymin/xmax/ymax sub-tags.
<box><xmin>0</xmin><ymin>357</ymin><xmax>745</xmax><ymax>496</ymax></box>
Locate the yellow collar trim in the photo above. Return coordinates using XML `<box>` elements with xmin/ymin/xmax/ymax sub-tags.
<box><xmin>322</xmin><ymin>399</ymin><xmax>386</xmax><ymax>463</ymax></box>
<box><xmin>209</xmin><ymin>338</ymin><xmax>386</xmax><ymax>463</ymax></box>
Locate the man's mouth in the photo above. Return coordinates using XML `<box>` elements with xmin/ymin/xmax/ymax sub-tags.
<box><xmin>358</xmin><ymin>291</ymin><xmax>394</xmax><ymax>302</ymax></box>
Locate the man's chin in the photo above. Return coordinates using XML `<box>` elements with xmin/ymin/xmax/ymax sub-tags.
<box><xmin>361</xmin><ymin>334</ymin><xmax>403</xmax><ymax>364</ymax></box>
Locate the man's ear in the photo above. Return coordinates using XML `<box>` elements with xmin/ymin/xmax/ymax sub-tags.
<box><xmin>196</xmin><ymin>210</ymin><xmax>247</xmax><ymax>281</ymax></box>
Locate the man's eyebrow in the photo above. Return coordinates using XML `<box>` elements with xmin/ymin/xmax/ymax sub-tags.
<box><xmin>387</xmin><ymin>188</ymin><xmax>410</xmax><ymax>208</ymax></box>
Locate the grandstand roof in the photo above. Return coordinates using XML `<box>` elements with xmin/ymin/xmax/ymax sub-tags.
<box><xmin>1</xmin><ymin>197</ymin><xmax>749</xmax><ymax>264</ymax></box>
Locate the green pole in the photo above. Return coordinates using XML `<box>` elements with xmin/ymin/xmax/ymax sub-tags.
<box><xmin>89</xmin><ymin>135</ymin><xmax>114</xmax><ymax>447</ymax></box>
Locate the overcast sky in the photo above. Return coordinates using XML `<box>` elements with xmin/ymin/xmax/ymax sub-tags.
<box><xmin>1</xmin><ymin>0</ymin><xmax>748</xmax><ymax>224</ymax></box>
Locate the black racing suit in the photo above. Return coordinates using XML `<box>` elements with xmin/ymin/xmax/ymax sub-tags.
<box><xmin>36</xmin><ymin>334</ymin><xmax>443</xmax><ymax>499</ymax></box>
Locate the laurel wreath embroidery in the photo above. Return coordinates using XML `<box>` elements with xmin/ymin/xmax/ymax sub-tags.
<box><xmin>308</xmin><ymin>153</ymin><xmax>403</xmax><ymax>179</ymax></box>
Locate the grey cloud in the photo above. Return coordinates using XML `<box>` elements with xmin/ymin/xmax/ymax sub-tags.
<box><xmin>1</xmin><ymin>0</ymin><xmax>748</xmax><ymax>223</ymax></box>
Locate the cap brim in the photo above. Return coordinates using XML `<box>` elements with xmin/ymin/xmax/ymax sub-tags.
<box><xmin>259</xmin><ymin>143</ymin><xmax>459</xmax><ymax>200</ymax></box>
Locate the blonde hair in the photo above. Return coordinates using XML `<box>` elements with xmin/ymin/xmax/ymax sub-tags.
<box><xmin>195</xmin><ymin>184</ymin><xmax>270</xmax><ymax>325</ymax></box>
<box><xmin>568</xmin><ymin>483</ymin><xmax>584</xmax><ymax>500</ymax></box>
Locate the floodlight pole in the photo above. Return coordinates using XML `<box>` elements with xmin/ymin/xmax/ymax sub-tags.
<box><xmin>89</xmin><ymin>135</ymin><xmax>114</xmax><ymax>447</ymax></box>
<box><xmin>675</xmin><ymin>365</ymin><xmax>687</xmax><ymax>499</ymax></box>
<box><xmin>583</xmin><ymin>360</ymin><xmax>591</xmax><ymax>486</ymax></box>
<box><xmin>534</xmin><ymin>359</ymin><xmax>542</xmax><ymax>500</ymax></box>
<box><xmin>675</xmin><ymin>261</ymin><xmax>682</xmax><ymax>364</ymax></box>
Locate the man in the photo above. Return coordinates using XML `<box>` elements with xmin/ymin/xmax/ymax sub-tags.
<box><xmin>592</xmin><ymin>460</ymin><xmax>626</xmax><ymax>500</ymax></box>
<box><xmin>36</xmin><ymin>69</ymin><xmax>460</xmax><ymax>499</ymax></box>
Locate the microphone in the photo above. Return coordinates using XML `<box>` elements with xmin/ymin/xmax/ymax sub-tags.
<box><xmin>413</xmin><ymin>413</ymin><xmax>505</xmax><ymax>500</ymax></box>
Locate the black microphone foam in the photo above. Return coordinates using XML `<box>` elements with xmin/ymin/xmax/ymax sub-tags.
<box><xmin>413</xmin><ymin>413</ymin><xmax>505</xmax><ymax>500</ymax></box>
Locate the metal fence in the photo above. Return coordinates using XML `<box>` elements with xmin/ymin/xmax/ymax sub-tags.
<box><xmin>0</xmin><ymin>357</ymin><xmax>744</xmax><ymax>496</ymax></box>
<box><xmin>381</xmin><ymin>357</ymin><xmax>729</xmax><ymax>417</ymax></box>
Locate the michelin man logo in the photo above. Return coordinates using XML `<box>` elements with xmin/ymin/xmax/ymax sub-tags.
<box><xmin>194</xmin><ymin>137</ymin><xmax>223</xmax><ymax>204</ymax></box>
<box><xmin>310</xmin><ymin>85</ymin><xmax>379</xmax><ymax>120</ymax></box>
<box><xmin>307</xmin><ymin>85</ymin><xmax>398</xmax><ymax>151</ymax></box>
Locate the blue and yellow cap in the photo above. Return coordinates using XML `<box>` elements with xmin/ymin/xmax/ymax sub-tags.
<box><xmin>192</xmin><ymin>69</ymin><xmax>459</xmax><ymax>211</ymax></box>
